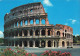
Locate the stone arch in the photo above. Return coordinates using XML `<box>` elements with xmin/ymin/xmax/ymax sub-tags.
<box><xmin>24</xmin><ymin>30</ymin><xmax>27</xmax><ymax>36</ymax></box>
<box><xmin>67</xmin><ymin>41</ymin><xmax>69</xmax><ymax>46</ymax></box>
<box><xmin>19</xmin><ymin>30</ymin><xmax>22</xmax><ymax>36</ymax></box>
<box><xmin>41</xmin><ymin>19</ymin><xmax>45</xmax><ymax>24</ymax></box>
<box><xmin>54</xmin><ymin>41</ymin><xmax>56</xmax><ymax>47</ymax></box>
<box><xmin>36</xmin><ymin>19</ymin><xmax>39</xmax><ymax>24</ymax></box>
<box><xmin>19</xmin><ymin>41</ymin><xmax>22</xmax><ymax>47</ymax></box>
<box><xmin>25</xmin><ymin>20</ymin><xmax>28</xmax><ymax>25</ymax></box>
<box><xmin>35</xmin><ymin>40</ymin><xmax>39</xmax><ymax>47</ymax></box>
<box><xmin>17</xmin><ymin>22</ymin><xmax>18</xmax><ymax>26</ymax></box>
<box><xmin>35</xmin><ymin>30</ymin><xmax>39</xmax><ymax>36</ymax></box>
<box><xmin>29</xmin><ymin>40</ymin><xmax>33</xmax><ymax>47</ymax></box>
<box><xmin>48</xmin><ymin>30</ymin><xmax>51</xmax><ymax>36</ymax></box>
<box><xmin>48</xmin><ymin>40</ymin><xmax>51</xmax><ymax>47</ymax></box>
<box><xmin>62</xmin><ymin>41</ymin><xmax>65</xmax><ymax>47</ymax></box>
<box><xmin>57</xmin><ymin>31</ymin><xmax>60</xmax><ymax>36</ymax></box>
<box><xmin>15</xmin><ymin>41</ymin><xmax>18</xmax><ymax>46</ymax></box>
<box><xmin>41</xmin><ymin>40</ymin><xmax>45</xmax><ymax>47</ymax></box>
<box><xmin>41</xmin><ymin>29</ymin><xmax>45</xmax><ymax>36</ymax></box>
<box><xmin>24</xmin><ymin>41</ymin><xmax>27</xmax><ymax>47</ymax></box>
<box><xmin>20</xmin><ymin>21</ymin><xmax>23</xmax><ymax>26</ymax></box>
<box><xmin>30</xmin><ymin>19</ymin><xmax>33</xmax><ymax>24</ymax></box>
<box><xmin>30</xmin><ymin>30</ymin><xmax>33</xmax><ymax>36</ymax></box>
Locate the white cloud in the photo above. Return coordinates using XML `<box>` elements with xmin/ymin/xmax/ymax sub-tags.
<box><xmin>75</xmin><ymin>34</ymin><xmax>79</xmax><ymax>36</ymax></box>
<box><xmin>43</xmin><ymin>0</ymin><xmax>53</xmax><ymax>6</ymax></box>
<box><xmin>0</xmin><ymin>31</ymin><xmax>3</xmax><ymax>38</ymax></box>
<box><xmin>65</xmin><ymin>23</ymin><xmax>68</xmax><ymax>25</ymax></box>
<box><xmin>69</xmin><ymin>19</ymin><xmax>77</xmax><ymax>24</ymax></box>
<box><xmin>0</xmin><ymin>31</ymin><xmax>3</xmax><ymax>34</ymax></box>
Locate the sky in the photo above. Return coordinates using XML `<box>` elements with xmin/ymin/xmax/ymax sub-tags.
<box><xmin>0</xmin><ymin>0</ymin><xmax>80</xmax><ymax>37</ymax></box>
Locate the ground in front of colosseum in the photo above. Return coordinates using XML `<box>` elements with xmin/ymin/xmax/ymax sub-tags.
<box><xmin>0</xmin><ymin>46</ymin><xmax>80</xmax><ymax>56</ymax></box>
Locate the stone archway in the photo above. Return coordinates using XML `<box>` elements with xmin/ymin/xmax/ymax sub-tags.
<box><xmin>29</xmin><ymin>40</ymin><xmax>33</xmax><ymax>47</ymax></box>
<box><xmin>35</xmin><ymin>40</ymin><xmax>39</xmax><ymax>47</ymax></box>
<box><xmin>30</xmin><ymin>30</ymin><xmax>33</xmax><ymax>36</ymax></box>
<box><xmin>24</xmin><ymin>41</ymin><xmax>27</xmax><ymax>47</ymax></box>
<box><xmin>67</xmin><ymin>41</ymin><xmax>69</xmax><ymax>46</ymax></box>
<box><xmin>41</xmin><ymin>40</ymin><xmax>45</xmax><ymax>47</ymax></box>
<box><xmin>57</xmin><ymin>31</ymin><xmax>60</xmax><ymax>36</ymax></box>
<box><xmin>41</xmin><ymin>30</ymin><xmax>45</xmax><ymax>36</ymax></box>
<box><xmin>62</xmin><ymin>41</ymin><xmax>65</xmax><ymax>47</ymax></box>
<box><xmin>19</xmin><ymin>41</ymin><xmax>22</xmax><ymax>47</ymax></box>
<box><xmin>35</xmin><ymin>30</ymin><xmax>39</xmax><ymax>36</ymax></box>
<box><xmin>48</xmin><ymin>40</ymin><xmax>51</xmax><ymax>47</ymax></box>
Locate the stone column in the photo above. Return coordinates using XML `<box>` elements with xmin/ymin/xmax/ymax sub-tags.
<box><xmin>14</xmin><ymin>40</ymin><xmax>15</xmax><ymax>47</ymax></box>
<box><xmin>23</xmin><ymin>20</ymin><xmax>25</xmax><ymax>26</ymax></box>
<box><xmin>45</xmin><ymin>28</ymin><xmax>47</xmax><ymax>36</ymax></box>
<box><xmin>39</xmin><ymin>29</ymin><xmax>41</xmax><ymax>37</ymax></box>
<box><xmin>33</xmin><ymin>41</ymin><xmax>35</xmax><ymax>47</ymax></box>
<box><xmin>18</xmin><ymin>31</ymin><xmax>19</xmax><ymax>37</ymax></box>
<box><xmin>18</xmin><ymin>21</ymin><xmax>20</xmax><ymax>28</ymax></box>
<box><xmin>33</xmin><ymin>19</ymin><xmax>35</xmax><ymax>25</ymax></box>
<box><xmin>45</xmin><ymin>40</ymin><xmax>48</xmax><ymax>48</ymax></box>
<box><xmin>28</xmin><ymin>19</ymin><xmax>30</xmax><ymax>25</ymax></box>
<box><xmin>39</xmin><ymin>40</ymin><xmax>41</xmax><ymax>47</ymax></box>
<box><xmin>33</xmin><ymin>29</ymin><xmax>35</xmax><ymax>37</ymax></box>
<box><xmin>18</xmin><ymin>41</ymin><xmax>19</xmax><ymax>47</ymax></box>
<box><xmin>22</xmin><ymin>41</ymin><xmax>24</xmax><ymax>48</ymax></box>
<box><xmin>39</xmin><ymin>18</ymin><xmax>41</xmax><ymax>24</ymax></box>
<box><xmin>52</xmin><ymin>40</ymin><xmax>54</xmax><ymax>48</ymax></box>
<box><xmin>27</xmin><ymin>41</ymin><xmax>29</xmax><ymax>47</ymax></box>
<box><xmin>28</xmin><ymin>30</ymin><xmax>30</xmax><ymax>37</ymax></box>
<box><xmin>22</xmin><ymin>30</ymin><xmax>24</xmax><ymax>37</ymax></box>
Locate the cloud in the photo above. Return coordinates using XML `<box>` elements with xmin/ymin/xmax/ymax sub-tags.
<box><xmin>0</xmin><ymin>31</ymin><xmax>3</xmax><ymax>38</ymax></box>
<box><xmin>69</xmin><ymin>19</ymin><xmax>77</xmax><ymax>24</ymax></box>
<box><xmin>65</xmin><ymin>23</ymin><xmax>68</xmax><ymax>25</ymax></box>
<box><xmin>43</xmin><ymin>0</ymin><xmax>53</xmax><ymax>6</ymax></box>
<box><xmin>75</xmin><ymin>34</ymin><xmax>79</xmax><ymax>36</ymax></box>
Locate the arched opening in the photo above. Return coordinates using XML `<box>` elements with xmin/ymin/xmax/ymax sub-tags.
<box><xmin>41</xmin><ymin>19</ymin><xmax>45</xmax><ymax>24</ymax></box>
<box><xmin>62</xmin><ymin>41</ymin><xmax>65</xmax><ymax>47</ymax></box>
<box><xmin>35</xmin><ymin>40</ymin><xmax>39</xmax><ymax>47</ymax></box>
<box><xmin>15</xmin><ymin>31</ymin><xmax>18</xmax><ymax>36</ymax></box>
<box><xmin>19</xmin><ymin>30</ymin><xmax>22</xmax><ymax>36</ymax></box>
<box><xmin>67</xmin><ymin>41</ymin><xmax>69</xmax><ymax>46</ymax></box>
<box><xmin>25</xmin><ymin>20</ymin><xmax>27</xmax><ymax>25</ymax></box>
<box><xmin>63</xmin><ymin>33</ymin><xmax>64</xmax><ymax>37</ymax></box>
<box><xmin>20</xmin><ymin>21</ymin><xmax>22</xmax><ymax>26</ymax></box>
<box><xmin>24</xmin><ymin>41</ymin><xmax>27</xmax><ymax>47</ymax></box>
<box><xmin>48</xmin><ymin>40</ymin><xmax>51</xmax><ymax>47</ymax></box>
<box><xmin>24</xmin><ymin>30</ymin><xmax>27</xmax><ymax>36</ymax></box>
<box><xmin>36</xmin><ymin>19</ymin><xmax>39</xmax><ymax>24</ymax></box>
<box><xmin>41</xmin><ymin>40</ymin><xmax>45</xmax><ymax>47</ymax></box>
<box><xmin>35</xmin><ymin>30</ymin><xmax>39</xmax><ymax>36</ymax></box>
<box><xmin>15</xmin><ymin>41</ymin><xmax>18</xmax><ymax>46</ymax></box>
<box><xmin>30</xmin><ymin>30</ymin><xmax>33</xmax><ymax>36</ymax></box>
<box><xmin>57</xmin><ymin>41</ymin><xmax>59</xmax><ymax>47</ymax></box>
<box><xmin>19</xmin><ymin>41</ymin><xmax>22</xmax><ymax>47</ymax></box>
<box><xmin>29</xmin><ymin>41</ymin><xmax>33</xmax><ymax>47</ymax></box>
<box><xmin>41</xmin><ymin>30</ymin><xmax>45</xmax><ymax>36</ymax></box>
<box><xmin>30</xmin><ymin>20</ymin><xmax>33</xmax><ymax>24</ymax></box>
<box><xmin>48</xmin><ymin>30</ymin><xmax>51</xmax><ymax>36</ymax></box>
<box><xmin>54</xmin><ymin>41</ymin><xmax>55</xmax><ymax>47</ymax></box>
<box><xmin>57</xmin><ymin>31</ymin><xmax>60</xmax><ymax>36</ymax></box>
<box><xmin>17</xmin><ymin>22</ymin><xmax>18</xmax><ymax>27</ymax></box>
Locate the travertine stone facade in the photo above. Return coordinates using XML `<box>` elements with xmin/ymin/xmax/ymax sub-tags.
<box><xmin>4</xmin><ymin>2</ymin><xmax>73</xmax><ymax>48</ymax></box>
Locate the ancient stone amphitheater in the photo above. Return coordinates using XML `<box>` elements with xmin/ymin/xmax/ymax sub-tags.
<box><xmin>4</xmin><ymin>2</ymin><xmax>73</xmax><ymax>48</ymax></box>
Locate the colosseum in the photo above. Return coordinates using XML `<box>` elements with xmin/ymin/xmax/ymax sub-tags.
<box><xmin>4</xmin><ymin>2</ymin><xmax>73</xmax><ymax>48</ymax></box>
